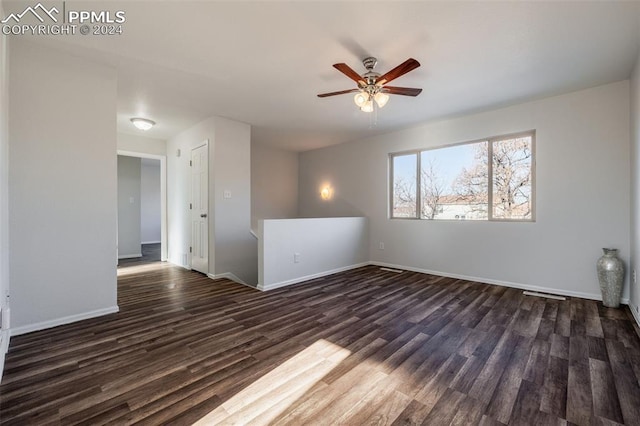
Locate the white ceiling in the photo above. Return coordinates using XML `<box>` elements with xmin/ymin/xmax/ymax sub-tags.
<box><xmin>5</xmin><ymin>1</ymin><xmax>640</xmax><ymax>151</ymax></box>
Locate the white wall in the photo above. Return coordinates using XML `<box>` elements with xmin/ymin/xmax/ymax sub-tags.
<box><xmin>117</xmin><ymin>133</ymin><xmax>166</xmax><ymax>157</ymax></box>
<box><xmin>251</xmin><ymin>141</ymin><xmax>298</xmax><ymax>230</ymax></box>
<box><xmin>259</xmin><ymin>217</ymin><xmax>368</xmax><ymax>290</ymax></box>
<box><xmin>141</xmin><ymin>160</ymin><xmax>161</xmax><ymax>244</ymax></box>
<box><xmin>167</xmin><ymin>116</ymin><xmax>256</xmax><ymax>284</ymax></box>
<box><xmin>0</xmin><ymin>1</ymin><xmax>10</xmax><ymax>379</ymax></box>
<box><xmin>630</xmin><ymin>52</ymin><xmax>640</xmax><ymax>322</ymax></box>
<box><xmin>9</xmin><ymin>40</ymin><xmax>118</xmax><ymax>333</ymax></box>
<box><xmin>299</xmin><ymin>81</ymin><xmax>631</xmax><ymax>302</ymax></box>
<box><xmin>117</xmin><ymin>156</ymin><xmax>142</xmax><ymax>258</ymax></box>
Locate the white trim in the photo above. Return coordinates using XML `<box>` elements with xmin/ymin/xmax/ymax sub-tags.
<box><xmin>0</xmin><ymin>329</ymin><xmax>9</xmax><ymax>383</ymax></box>
<box><xmin>368</xmin><ymin>261</ymin><xmax>630</xmax><ymax>304</ymax></box>
<box><xmin>258</xmin><ymin>262</ymin><xmax>370</xmax><ymax>291</ymax></box>
<box><xmin>118</xmin><ymin>253</ymin><xmax>142</xmax><ymax>259</ymax></box>
<box><xmin>117</xmin><ymin>150</ymin><xmax>168</xmax><ymax>262</ymax></box>
<box><xmin>141</xmin><ymin>241</ymin><xmax>161</xmax><ymax>245</ymax></box>
<box><xmin>190</xmin><ymin>140</ymin><xmax>210</xmax><ymax>274</ymax></box>
<box><xmin>168</xmin><ymin>259</ymin><xmax>191</xmax><ymax>270</ymax></box>
<box><xmin>208</xmin><ymin>272</ymin><xmax>256</xmax><ymax>289</ymax></box>
<box><xmin>630</xmin><ymin>303</ymin><xmax>640</xmax><ymax>329</ymax></box>
<box><xmin>10</xmin><ymin>305</ymin><xmax>120</xmax><ymax>336</ymax></box>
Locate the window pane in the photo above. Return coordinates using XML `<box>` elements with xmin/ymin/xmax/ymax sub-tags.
<box><xmin>392</xmin><ymin>153</ymin><xmax>417</xmax><ymax>218</ymax></box>
<box><xmin>421</xmin><ymin>142</ymin><xmax>488</xmax><ymax>220</ymax></box>
<box><xmin>492</xmin><ymin>135</ymin><xmax>533</xmax><ymax>220</ymax></box>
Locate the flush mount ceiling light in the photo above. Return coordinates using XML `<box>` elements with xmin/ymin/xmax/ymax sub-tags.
<box><xmin>318</xmin><ymin>57</ymin><xmax>422</xmax><ymax>113</ymax></box>
<box><xmin>130</xmin><ymin>117</ymin><xmax>155</xmax><ymax>131</ymax></box>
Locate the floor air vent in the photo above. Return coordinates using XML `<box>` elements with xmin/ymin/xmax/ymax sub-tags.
<box><xmin>523</xmin><ymin>290</ymin><xmax>566</xmax><ymax>301</ymax></box>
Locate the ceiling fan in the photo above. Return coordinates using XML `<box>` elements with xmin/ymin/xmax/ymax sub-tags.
<box><xmin>318</xmin><ymin>57</ymin><xmax>422</xmax><ymax>112</ymax></box>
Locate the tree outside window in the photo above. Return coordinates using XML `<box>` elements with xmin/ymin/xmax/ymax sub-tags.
<box><xmin>390</xmin><ymin>132</ymin><xmax>534</xmax><ymax>221</ymax></box>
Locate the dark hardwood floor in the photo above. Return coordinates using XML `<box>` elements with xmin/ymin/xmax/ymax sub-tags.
<box><xmin>118</xmin><ymin>243</ymin><xmax>161</xmax><ymax>266</ymax></box>
<box><xmin>1</xmin><ymin>263</ymin><xmax>640</xmax><ymax>425</ymax></box>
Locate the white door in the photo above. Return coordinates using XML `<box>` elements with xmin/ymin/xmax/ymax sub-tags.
<box><xmin>191</xmin><ymin>143</ymin><xmax>208</xmax><ymax>274</ymax></box>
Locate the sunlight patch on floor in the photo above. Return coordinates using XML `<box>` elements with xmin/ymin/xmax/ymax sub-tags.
<box><xmin>117</xmin><ymin>263</ymin><xmax>163</xmax><ymax>276</ymax></box>
<box><xmin>193</xmin><ymin>339</ymin><xmax>351</xmax><ymax>425</ymax></box>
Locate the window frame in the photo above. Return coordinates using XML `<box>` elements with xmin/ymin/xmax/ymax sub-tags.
<box><xmin>389</xmin><ymin>130</ymin><xmax>536</xmax><ymax>222</ymax></box>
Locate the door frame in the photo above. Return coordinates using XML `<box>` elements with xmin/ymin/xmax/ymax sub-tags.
<box><xmin>117</xmin><ymin>150</ymin><xmax>168</xmax><ymax>261</ymax></box>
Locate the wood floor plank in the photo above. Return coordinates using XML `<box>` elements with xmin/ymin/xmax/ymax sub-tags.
<box><xmin>540</xmin><ymin>355</ymin><xmax>569</xmax><ymax>419</ymax></box>
<box><xmin>589</xmin><ymin>358</ymin><xmax>624</xmax><ymax>423</ymax></box>
<box><xmin>605</xmin><ymin>339</ymin><xmax>640</xmax><ymax>425</ymax></box>
<box><xmin>566</xmin><ymin>336</ymin><xmax>593</xmax><ymax>425</ymax></box>
<box><xmin>1</xmin><ymin>262</ymin><xmax>640</xmax><ymax>425</ymax></box>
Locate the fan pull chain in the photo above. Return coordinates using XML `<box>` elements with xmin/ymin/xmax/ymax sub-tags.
<box><xmin>369</xmin><ymin>102</ymin><xmax>378</xmax><ymax>129</ymax></box>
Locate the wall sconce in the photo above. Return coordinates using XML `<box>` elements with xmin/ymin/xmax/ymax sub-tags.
<box><xmin>320</xmin><ymin>186</ymin><xmax>333</xmax><ymax>201</ymax></box>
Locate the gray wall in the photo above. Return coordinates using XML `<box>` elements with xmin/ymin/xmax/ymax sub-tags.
<box><xmin>117</xmin><ymin>156</ymin><xmax>142</xmax><ymax>257</ymax></box>
<box><xmin>9</xmin><ymin>39</ymin><xmax>118</xmax><ymax>332</ymax></box>
<box><xmin>117</xmin><ymin>133</ymin><xmax>166</xmax><ymax>157</ymax></box>
<box><xmin>141</xmin><ymin>160</ymin><xmax>161</xmax><ymax>244</ymax></box>
<box><xmin>251</xmin><ymin>141</ymin><xmax>299</xmax><ymax>230</ymax></box>
<box><xmin>299</xmin><ymin>81</ymin><xmax>631</xmax><ymax>302</ymax></box>
<box><xmin>0</xmin><ymin>3</ymin><xmax>9</xmax><ymax>330</ymax></box>
<box><xmin>167</xmin><ymin>116</ymin><xmax>256</xmax><ymax>284</ymax></box>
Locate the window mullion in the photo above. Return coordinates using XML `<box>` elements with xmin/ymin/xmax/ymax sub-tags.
<box><xmin>416</xmin><ymin>151</ymin><xmax>421</xmax><ymax>219</ymax></box>
<box><xmin>487</xmin><ymin>140</ymin><xmax>493</xmax><ymax>221</ymax></box>
<box><xmin>389</xmin><ymin>154</ymin><xmax>394</xmax><ymax>218</ymax></box>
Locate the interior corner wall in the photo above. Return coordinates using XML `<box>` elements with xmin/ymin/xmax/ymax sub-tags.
<box><xmin>0</xmin><ymin>3</ymin><xmax>10</xmax><ymax>330</ymax></box>
<box><xmin>141</xmin><ymin>161</ymin><xmax>161</xmax><ymax>244</ymax></box>
<box><xmin>299</xmin><ymin>81</ymin><xmax>631</xmax><ymax>302</ymax></box>
<box><xmin>9</xmin><ymin>39</ymin><xmax>118</xmax><ymax>332</ymax></box>
<box><xmin>167</xmin><ymin>116</ymin><xmax>256</xmax><ymax>285</ymax></box>
<box><xmin>630</xmin><ymin>51</ymin><xmax>640</xmax><ymax>321</ymax></box>
<box><xmin>117</xmin><ymin>156</ymin><xmax>142</xmax><ymax>258</ymax></box>
<box><xmin>251</xmin><ymin>141</ymin><xmax>299</xmax><ymax>230</ymax></box>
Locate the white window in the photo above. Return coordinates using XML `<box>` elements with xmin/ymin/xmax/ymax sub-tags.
<box><xmin>390</xmin><ymin>131</ymin><xmax>535</xmax><ymax>221</ymax></box>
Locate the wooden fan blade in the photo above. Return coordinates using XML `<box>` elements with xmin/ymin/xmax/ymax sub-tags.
<box><xmin>383</xmin><ymin>86</ymin><xmax>423</xmax><ymax>96</ymax></box>
<box><xmin>317</xmin><ymin>88</ymin><xmax>360</xmax><ymax>98</ymax></box>
<box><xmin>333</xmin><ymin>63</ymin><xmax>366</xmax><ymax>86</ymax></box>
<box><xmin>376</xmin><ymin>58</ymin><xmax>421</xmax><ymax>86</ymax></box>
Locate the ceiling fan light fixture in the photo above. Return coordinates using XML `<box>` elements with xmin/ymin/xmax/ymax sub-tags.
<box><xmin>318</xmin><ymin>57</ymin><xmax>422</xmax><ymax>113</ymax></box>
<box><xmin>360</xmin><ymin>99</ymin><xmax>374</xmax><ymax>113</ymax></box>
<box><xmin>374</xmin><ymin>92</ymin><xmax>390</xmax><ymax>108</ymax></box>
<box><xmin>130</xmin><ymin>117</ymin><xmax>155</xmax><ymax>131</ymax></box>
<box><xmin>353</xmin><ymin>92</ymin><xmax>369</xmax><ymax>108</ymax></box>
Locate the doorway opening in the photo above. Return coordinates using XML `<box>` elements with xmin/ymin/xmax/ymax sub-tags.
<box><xmin>116</xmin><ymin>150</ymin><xmax>167</xmax><ymax>266</ymax></box>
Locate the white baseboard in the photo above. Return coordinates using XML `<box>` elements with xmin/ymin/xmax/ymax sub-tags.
<box><xmin>630</xmin><ymin>303</ymin><xmax>640</xmax><ymax>329</ymax></box>
<box><xmin>208</xmin><ymin>272</ymin><xmax>256</xmax><ymax>289</ymax></box>
<box><xmin>369</xmin><ymin>261</ymin><xmax>630</xmax><ymax>304</ymax></box>
<box><xmin>168</xmin><ymin>259</ymin><xmax>191</xmax><ymax>270</ymax></box>
<box><xmin>141</xmin><ymin>241</ymin><xmax>161</xmax><ymax>245</ymax></box>
<box><xmin>10</xmin><ymin>305</ymin><xmax>120</xmax><ymax>337</ymax></box>
<box><xmin>0</xmin><ymin>329</ymin><xmax>9</xmax><ymax>384</ymax></box>
<box><xmin>118</xmin><ymin>253</ymin><xmax>142</xmax><ymax>260</ymax></box>
<box><xmin>258</xmin><ymin>262</ymin><xmax>370</xmax><ymax>291</ymax></box>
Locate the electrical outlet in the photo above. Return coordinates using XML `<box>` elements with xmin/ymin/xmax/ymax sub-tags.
<box><xmin>294</xmin><ymin>253</ymin><xmax>301</xmax><ymax>263</ymax></box>
<box><xmin>379</xmin><ymin>242</ymin><xmax>385</xmax><ymax>250</ymax></box>
<box><xmin>634</xmin><ymin>269</ymin><xmax>637</xmax><ymax>284</ymax></box>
